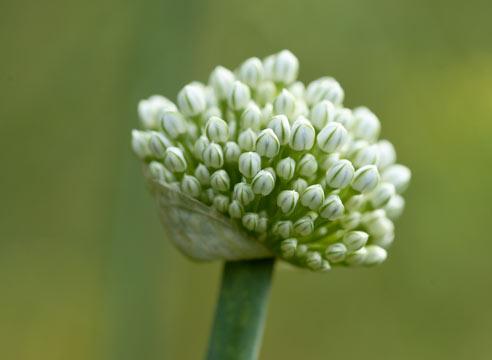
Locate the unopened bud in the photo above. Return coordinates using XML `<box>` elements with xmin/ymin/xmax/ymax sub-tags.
<box><xmin>149</xmin><ymin>131</ymin><xmax>172</xmax><ymax>158</ymax></box>
<box><xmin>317</xmin><ymin>122</ymin><xmax>348</xmax><ymax>153</ymax></box>
<box><xmin>177</xmin><ymin>84</ymin><xmax>206</xmax><ymax>116</ymax></box>
<box><xmin>364</xmin><ymin>245</ymin><xmax>388</xmax><ymax>266</ymax></box>
<box><xmin>227</xmin><ymin>81</ymin><xmax>251</xmax><ymax>111</ymax></box>
<box><xmin>293</xmin><ymin>216</ymin><xmax>315</xmax><ymax>237</ymax></box>
<box><xmin>276</xmin><ymin>157</ymin><xmax>296</xmax><ymax>181</ymax></box>
<box><xmin>237</xmin><ymin>57</ymin><xmax>264</xmax><ymax>87</ymax></box>
<box><xmin>384</xmin><ymin>194</ymin><xmax>405</xmax><ymax>220</ymax></box>
<box><xmin>370</xmin><ymin>182</ymin><xmax>396</xmax><ymax>208</ymax></box>
<box><xmin>209</xmin><ymin>66</ymin><xmax>235</xmax><ymax>100</ymax></box>
<box><xmin>273</xmin><ymin>89</ymin><xmax>296</xmax><ymax>118</ymax></box>
<box><xmin>352</xmin><ymin>107</ymin><xmax>381</xmax><ymax>141</ymax></box>
<box><xmin>290</xmin><ymin>116</ymin><xmax>315</xmax><ymax>151</ymax></box>
<box><xmin>242</xmin><ymin>212</ymin><xmax>259</xmax><ymax>232</ymax></box>
<box><xmin>352</xmin><ymin>165</ymin><xmax>380</xmax><ymax>193</ymax></box>
<box><xmin>228</xmin><ymin>200</ymin><xmax>244</xmax><ymax>219</ymax></box>
<box><xmin>301</xmin><ymin>185</ymin><xmax>325</xmax><ymax>210</ymax></box>
<box><xmin>306</xmin><ymin>251</ymin><xmax>323</xmax><ymax>270</ymax></box>
<box><xmin>205</xmin><ymin>116</ymin><xmax>229</xmax><ymax>143</ymax></box>
<box><xmin>181</xmin><ymin>175</ymin><xmax>201</xmax><ymax>198</ymax></box>
<box><xmin>319</xmin><ymin>195</ymin><xmax>344</xmax><ymax>220</ymax></box>
<box><xmin>256</xmin><ymin>129</ymin><xmax>280</xmax><ymax>158</ymax></box>
<box><xmin>163</xmin><ymin>147</ymin><xmax>187</xmax><ymax>173</ymax></box>
<box><xmin>268</xmin><ymin>115</ymin><xmax>291</xmax><ymax>145</ymax></box>
<box><xmin>352</xmin><ymin>144</ymin><xmax>380</xmax><ymax>168</ymax></box>
<box><xmin>238</xmin><ymin>152</ymin><xmax>262</xmax><ymax>178</ymax></box>
<box><xmin>381</xmin><ymin>164</ymin><xmax>411</xmax><ymax>194</ymax></box>
<box><xmin>277</xmin><ymin>190</ymin><xmax>299</xmax><ymax>214</ymax></box>
<box><xmin>273</xmin><ymin>221</ymin><xmax>293</xmax><ymax>239</ymax></box>
<box><xmin>210</xmin><ymin>169</ymin><xmax>230</xmax><ymax>192</ymax></box>
<box><xmin>131</xmin><ymin>130</ymin><xmax>151</xmax><ymax>159</ymax></box>
<box><xmin>325</xmin><ymin>159</ymin><xmax>355</xmax><ymax>189</ymax></box>
<box><xmin>291</xmin><ymin>178</ymin><xmax>308</xmax><ymax>193</ymax></box>
<box><xmin>310</xmin><ymin>100</ymin><xmax>335</xmax><ymax>130</ymax></box>
<box><xmin>194</xmin><ymin>164</ymin><xmax>210</xmax><ymax>186</ymax></box>
<box><xmin>252</xmin><ymin>170</ymin><xmax>276</xmax><ymax>196</ymax></box>
<box><xmin>376</xmin><ymin>140</ymin><xmax>396</xmax><ymax>169</ymax></box>
<box><xmin>233</xmin><ymin>182</ymin><xmax>255</xmax><ymax>206</ymax></box>
<box><xmin>223</xmin><ymin>141</ymin><xmax>241</xmax><ymax>163</ymax></box>
<box><xmin>343</xmin><ymin>231</ymin><xmax>369</xmax><ymax>251</ymax></box>
<box><xmin>202</xmin><ymin>143</ymin><xmax>224</xmax><ymax>169</ymax></box>
<box><xmin>297</xmin><ymin>153</ymin><xmax>318</xmax><ymax>177</ymax></box>
<box><xmin>271</xmin><ymin>50</ymin><xmax>299</xmax><ymax>85</ymax></box>
<box><xmin>281</xmin><ymin>238</ymin><xmax>298</xmax><ymax>258</ymax></box>
<box><xmin>238</xmin><ymin>129</ymin><xmax>257</xmax><ymax>151</ymax></box>
<box><xmin>325</xmin><ymin>243</ymin><xmax>347</xmax><ymax>263</ymax></box>
<box><xmin>213</xmin><ymin>194</ymin><xmax>230</xmax><ymax>213</ymax></box>
<box><xmin>240</xmin><ymin>103</ymin><xmax>262</xmax><ymax>131</ymax></box>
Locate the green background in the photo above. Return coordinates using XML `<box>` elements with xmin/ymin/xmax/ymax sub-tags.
<box><xmin>1</xmin><ymin>0</ymin><xmax>492</xmax><ymax>359</ymax></box>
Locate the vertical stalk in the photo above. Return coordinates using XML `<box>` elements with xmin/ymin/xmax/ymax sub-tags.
<box><xmin>206</xmin><ymin>258</ymin><xmax>275</xmax><ymax>360</ymax></box>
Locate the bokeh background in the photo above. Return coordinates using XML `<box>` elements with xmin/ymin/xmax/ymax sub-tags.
<box><xmin>2</xmin><ymin>0</ymin><xmax>492</xmax><ymax>359</ymax></box>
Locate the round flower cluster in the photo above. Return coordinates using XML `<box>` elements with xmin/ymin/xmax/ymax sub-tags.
<box><xmin>132</xmin><ymin>50</ymin><xmax>411</xmax><ymax>272</ymax></box>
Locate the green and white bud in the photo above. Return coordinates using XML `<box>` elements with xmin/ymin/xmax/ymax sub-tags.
<box><xmin>352</xmin><ymin>107</ymin><xmax>381</xmax><ymax>141</ymax></box>
<box><xmin>203</xmin><ymin>106</ymin><xmax>222</xmax><ymax>120</ymax></box>
<box><xmin>273</xmin><ymin>221</ymin><xmax>294</xmax><ymax>239</ymax></box>
<box><xmin>293</xmin><ymin>216</ymin><xmax>315</xmax><ymax>237</ymax></box>
<box><xmin>310</xmin><ymin>100</ymin><xmax>335</xmax><ymax>130</ymax></box>
<box><xmin>384</xmin><ymin>194</ymin><xmax>405</xmax><ymax>220</ymax></box>
<box><xmin>372</xmin><ymin>232</ymin><xmax>395</xmax><ymax>249</ymax></box>
<box><xmin>352</xmin><ymin>144</ymin><xmax>380</xmax><ymax>168</ymax></box>
<box><xmin>382</xmin><ymin>164</ymin><xmax>411</xmax><ymax>194</ymax></box>
<box><xmin>161</xmin><ymin>112</ymin><xmax>187</xmax><ymax>139</ymax></box>
<box><xmin>364</xmin><ymin>245</ymin><xmax>388</xmax><ymax>266</ymax></box>
<box><xmin>268</xmin><ymin>115</ymin><xmax>291</xmax><ymax>145</ymax></box>
<box><xmin>271</xmin><ymin>50</ymin><xmax>299</xmax><ymax>85</ymax></box>
<box><xmin>273</xmin><ymin>89</ymin><xmax>296</xmax><ymax>118</ymax></box>
<box><xmin>177</xmin><ymin>84</ymin><xmax>206</xmax><ymax>116</ymax></box>
<box><xmin>376</xmin><ymin>140</ymin><xmax>396</xmax><ymax>169</ymax></box>
<box><xmin>227</xmin><ymin>81</ymin><xmax>251</xmax><ymax>111</ymax></box>
<box><xmin>325</xmin><ymin>243</ymin><xmax>347</xmax><ymax>263</ymax></box>
<box><xmin>317</xmin><ymin>122</ymin><xmax>348</xmax><ymax>153</ymax></box>
<box><xmin>306</xmin><ymin>251</ymin><xmax>323</xmax><ymax>270</ymax></box>
<box><xmin>345</xmin><ymin>194</ymin><xmax>366</xmax><ymax>212</ymax></box>
<box><xmin>276</xmin><ymin>157</ymin><xmax>296</xmax><ymax>181</ymax></box>
<box><xmin>290</xmin><ymin>116</ymin><xmax>316</xmax><ymax>151</ymax></box>
<box><xmin>340</xmin><ymin>211</ymin><xmax>361</xmax><ymax>230</ymax></box>
<box><xmin>163</xmin><ymin>147</ymin><xmax>187</xmax><ymax>173</ymax></box>
<box><xmin>277</xmin><ymin>190</ymin><xmax>299</xmax><ymax>214</ymax></box>
<box><xmin>238</xmin><ymin>129</ymin><xmax>257</xmax><ymax>151</ymax></box>
<box><xmin>205</xmin><ymin>116</ymin><xmax>229</xmax><ymax>143</ymax></box>
<box><xmin>242</xmin><ymin>212</ymin><xmax>259</xmax><ymax>232</ymax></box>
<box><xmin>346</xmin><ymin>247</ymin><xmax>368</xmax><ymax>266</ymax></box>
<box><xmin>193</xmin><ymin>136</ymin><xmax>209</xmax><ymax>160</ymax></box>
<box><xmin>261</xmin><ymin>103</ymin><xmax>273</xmax><ymax>126</ymax></box>
<box><xmin>209</xmin><ymin>66</ymin><xmax>235</xmax><ymax>100</ymax></box>
<box><xmin>228</xmin><ymin>200</ymin><xmax>244</xmax><ymax>219</ymax></box>
<box><xmin>223</xmin><ymin>141</ymin><xmax>241</xmax><ymax>163</ymax></box>
<box><xmin>256</xmin><ymin>81</ymin><xmax>276</xmax><ymax>105</ymax></box>
<box><xmin>194</xmin><ymin>164</ymin><xmax>210</xmax><ymax>186</ymax></box>
<box><xmin>297</xmin><ymin>153</ymin><xmax>318</xmax><ymax>177</ymax></box>
<box><xmin>343</xmin><ymin>231</ymin><xmax>369</xmax><ymax>251</ymax></box>
<box><xmin>256</xmin><ymin>129</ymin><xmax>280</xmax><ymax>158</ymax></box>
<box><xmin>281</xmin><ymin>238</ymin><xmax>297</xmax><ymax>259</ymax></box>
<box><xmin>240</xmin><ymin>103</ymin><xmax>262</xmax><ymax>131</ymax></box>
<box><xmin>319</xmin><ymin>153</ymin><xmax>340</xmax><ymax>171</ymax></box>
<box><xmin>319</xmin><ymin>195</ymin><xmax>344</xmax><ymax>220</ymax></box>
<box><xmin>352</xmin><ymin>165</ymin><xmax>380</xmax><ymax>193</ymax></box>
<box><xmin>210</xmin><ymin>169</ymin><xmax>230</xmax><ymax>192</ymax></box>
<box><xmin>301</xmin><ymin>185</ymin><xmax>325</xmax><ymax>210</ymax></box>
<box><xmin>213</xmin><ymin>194</ymin><xmax>230</xmax><ymax>213</ymax></box>
<box><xmin>131</xmin><ymin>130</ymin><xmax>151</xmax><ymax>159</ymax></box>
<box><xmin>288</xmin><ymin>81</ymin><xmax>305</xmax><ymax>98</ymax></box>
<box><xmin>233</xmin><ymin>182</ymin><xmax>255</xmax><ymax>206</ymax></box>
<box><xmin>148</xmin><ymin>131</ymin><xmax>172</xmax><ymax>158</ymax></box>
<box><xmin>202</xmin><ymin>143</ymin><xmax>224</xmax><ymax>169</ymax></box>
<box><xmin>370</xmin><ymin>182</ymin><xmax>396</xmax><ymax>208</ymax></box>
<box><xmin>201</xmin><ymin>188</ymin><xmax>215</xmax><ymax>204</ymax></box>
<box><xmin>238</xmin><ymin>152</ymin><xmax>262</xmax><ymax>178</ymax></box>
<box><xmin>291</xmin><ymin>178</ymin><xmax>308</xmax><ymax>193</ymax></box>
<box><xmin>181</xmin><ymin>175</ymin><xmax>201</xmax><ymax>198</ymax></box>
<box><xmin>252</xmin><ymin>170</ymin><xmax>276</xmax><ymax>196</ymax></box>
<box><xmin>148</xmin><ymin>161</ymin><xmax>174</xmax><ymax>183</ymax></box>
<box><xmin>325</xmin><ymin>159</ymin><xmax>355</xmax><ymax>189</ymax></box>
<box><xmin>238</xmin><ymin>57</ymin><xmax>264</xmax><ymax>88</ymax></box>
<box><xmin>306</xmin><ymin>77</ymin><xmax>344</xmax><ymax>106</ymax></box>
<box><xmin>138</xmin><ymin>95</ymin><xmax>177</xmax><ymax>129</ymax></box>
<box><xmin>333</xmin><ymin>108</ymin><xmax>354</xmax><ymax>129</ymax></box>
<box><xmin>256</xmin><ymin>217</ymin><xmax>268</xmax><ymax>234</ymax></box>
<box><xmin>295</xmin><ymin>244</ymin><xmax>309</xmax><ymax>258</ymax></box>
<box><xmin>366</xmin><ymin>215</ymin><xmax>394</xmax><ymax>238</ymax></box>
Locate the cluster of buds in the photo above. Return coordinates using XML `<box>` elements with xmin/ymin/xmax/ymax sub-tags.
<box><xmin>132</xmin><ymin>50</ymin><xmax>411</xmax><ymax>272</ymax></box>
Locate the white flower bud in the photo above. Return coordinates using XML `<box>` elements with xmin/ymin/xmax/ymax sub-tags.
<box><xmin>148</xmin><ymin>161</ymin><xmax>174</xmax><ymax>183</ymax></box>
<box><xmin>370</xmin><ymin>182</ymin><xmax>396</xmax><ymax>208</ymax></box>
<box><xmin>256</xmin><ymin>81</ymin><xmax>276</xmax><ymax>105</ymax></box>
<box><xmin>343</xmin><ymin>231</ymin><xmax>369</xmax><ymax>251</ymax></box>
<box><xmin>168</xmin><ymin>181</ymin><xmax>181</xmax><ymax>192</ymax></box>
<box><xmin>148</xmin><ymin>131</ymin><xmax>172</xmax><ymax>158</ymax></box>
<box><xmin>281</xmin><ymin>238</ymin><xmax>297</xmax><ymax>258</ymax></box>
<box><xmin>203</xmin><ymin>106</ymin><xmax>222</xmax><ymax>120</ymax></box>
<box><xmin>306</xmin><ymin>251</ymin><xmax>322</xmax><ymax>270</ymax></box>
<box><xmin>261</xmin><ymin>103</ymin><xmax>273</xmax><ymax>126</ymax></box>
<box><xmin>384</xmin><ymin>194</ymin><xmax>405</xmax><ymax>220</ymax></box>
<box><xmin>205</xmin><ymin>116</ymin><xmax>229</xmax><ymax>143</ymax></box>
<box><xmin>381</xmin><ymin>164</ymin><xmax>411</xmax><ymax>194</ymax></box>
<box><xmin>181</xmin><ymin>175</ymin><xmax>201</xmax><ymax>198</ymax></box>
<box><xmin>238</xmin><ymin>152</ymin><xmax>261</xmax><ymax>178</ymax></box>
<box><xmin>276</xmin><ymin>157</ymin><xmax>296</xmax><ymax>181</ymax></box>
<box><xmin>223</xmin><ymin>141</ymin><xmax>241</xmax><ymax>163</ymax></box>
<box><xmin>277</xmin><ymin>190</ymin><xmax>299</xmax><ymax>214</ymax></box>
<box><xmin>213</xmin><ymin>194</ymin><xmax>230</xmax><ymax>213</ymax></box>
<box><xmin>317</xmin><ymin>122</ymin><xmax>348</xmax><ymax>153</ymax></box>
<box><xmin>228</xmin><ymin>200</ymin><xmax>244</xmax><ymax>219</ymax></box>
<box><xmin>325</xmin><ymin>159</ymin><xmax>355</xmax><ymax>189</ymax></box>
<box><xmin>237</xmin><ymin>57</ymin><xmax>264</xmax><ymax>88</ymax></box>
<box><xmin>340</xmin><ymin>211</ymin><xmax>361</xmax><ymax>230</ymax></box>
<box><xmin>238</xmin><ymin>129</ymin><xmax>257</xmax><ymax>151</ymax></box>
<box><xmin>352</xmin><ymin>144</ymin><xmax>380</xmax><ymax>168</ymax></box>
<box><xmin>227</xmin><ymin>81</ymin><xmax>251</xmax><ymax>111</ymax></box>
<box><xmin>291</xmin><ymin>178</ymin><xmax>308</xmax><ymax>193</ymax></box>
<box><xmin>319</xmin><ymin>153</ymin><xmax>340</xmax><ymax>171</ymax></box>
<box><xmin>256</xmin><ymin>217</ymin><xmax>268</xmax><ymax>234</ymax></box>
<box><xmin>177</xmin><ymin>84</ymin><xmax>206</xmax><ymax>116</ymax></box>
<box><xmin>252</xmin><ymin>170</ymin><xmax>276</xmax><ymax>196</ymax></box>
<box><xmin>138</xmin><ymin>95</ymin><xmax>177</xmax><ymax>129</ymax></box>
<box><xmin>273</xmin><ymin>221</ymin><xmax>293</xmax><ymax>239</ymax></box>
<box><xmin>325</xmin><ymin>243</ymin><xmax>347</xmax><ymax>263</ymax></box>
<box><xmin>131</xmin><ymin>130</ymin><xmax>151</xmax><ymax>159</ymax></box>
<box><xmin>202</xmin><ymin>143</ymin><xmax>224</xmax><ymax>169</ymax></box>
<box><xmin>210</xmin><ymin>169</ymin><xmax>230</xmax><ymax>192</ymax></box>
<box><xmin>306</xmin><ymin>77</ymin><xmax>344</xmax><ymax>106</ymax></box>
<box><xmin>371</xmin><ymin>232</ymin><xmax>395</xmax><ymax>249</ymax></box>
<box><xmin>202</xmin><ymin>188</ymin><xmax>215</xmax><ymax>204</ymax></box>
<box><xmin>268</xmin><ymin>115</ymin><xmax>291</xmax><ymax>145</ymax></box>
<box><xmin>352</xmin><ymin>165</ymin><xmax>380</xmax><ymax>193</ymax></box>
<box><xmin>345</xmin><ymin>194</ymin><xmax>366</xmax><ymax>212</ymax></box>
<box><xmin>256</xmin><ymin>129</ymin><xmax>280</xmax><ymax>158</ymax></box>
<box><xmin>209</xmin><ymin>66</ymin><xmax>235</xmax><ymax>100</ymax></box>
<box><xmin>293</xmin><ymin>100</ymin><xmax>309</xmax><ymax>118</ymax></box>
<box><xmin>319</xmin><ymin>195</ymin><xmax>344</xmax><ymax>220</ymax></box>
<box><xmin>240</xmin><ymin>103</ymin><xmax>262</xmax><ymax>131</ymax></box>
<box><xmin>297</xmin><ymin>153</ymin><xmax>318</xmax><ymax>177</ymax></box>
<box><xmin>301</xmin><ymin>185</ymin><xmax>325</xmax><ymax>210</ymax></box>
<box><xmin>288</xmin><ymin>81</ymin><xmax>305</xmax><ymax>98</ymax></box>
<box><xmin>333</xmin><ymin>108</ymin><xmax>354</xmax><ymax>129</ymax></box>
<box><xmin>294</xmin><ymin>216</ymin><xmax>315</xmax><ymax>237</ymax></box>
<box><xmin>160</xmin><ymin>112</ymin><xmax>187</xmax><ymax>139</ymax></box>
<box><xmin>290</xmin><ymin>116</ymin><xmax>315</xmax><ymax>151</ymax></box>
<box><xmin>163</xmin><ymin>147</ymin><xmax>187</xmax><ymax>173</ymax></box>
<box><xmin>366</xmin><ymin>215</ymin><xmax>394</xmax><ymax>238</ymax></box>
<box><xmin>310</xmin><ymin>100</ymin><xmax>335</xmax><ymax>130</ymax></box>
<box><xmin>193</xmin><ymin>136</ymin><xmax>209</xmax><ymax>160</ymax></box>
<box><xmin>233</xmin><ymin>182</ymin><xmax>255</xmax><ymax>206</ymax></box>
<box><xmin>295</xmin><ymin>244</ymin><xmax>309</xmax><ymax>258</ymax></box>
<box><xmin>194</xmin><ymin>164</ymin><xmax>210</xmax><ymax>186</ymax></box>
<box><xmin>273</xmin><ymin>89</ymin><xmax>296</xmax><ymax>118</ymax></box>
<box><xmin>352</xmin><ymin>107</ymin><xmax>381</xmax><ymax>141</ymax></box>
<box><xmin>376</xmin><ymin>140</ymin><xmax>396</xmax><ymax>169</ymax></box>
<box><xmin>346</xmin><ymin>247</ymin><xmax>368</xmax><ymax>266</ymax></box>
<box><xmin>242</xmin><ymin>212</ymin><xmax>259</xmax><ymax>232</ymax></box>
<box><xmin>271</xmin><ymin>50</ymin><xmax>299</xmax><ymax>85</ymax></box>
<box><xmin>364</xmin><ymin>245</ymin><xmax>388</xmax><ymax>266</ymax></box>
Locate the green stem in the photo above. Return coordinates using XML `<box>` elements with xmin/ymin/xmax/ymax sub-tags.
<box><xmin>206</xmin><ymin>258</ymin><xmax>275</xmax><ymax>360</ymax></box>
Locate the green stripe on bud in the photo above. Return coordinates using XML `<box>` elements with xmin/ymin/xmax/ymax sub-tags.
<box><xmin>210</xmin><ymin>169</ymin><xmax>230</xmax><ymax>192</ymax></box>
<box><xmin>293</xmin><ymin>216</ymin><xmax>315</xmax><ymax>237</ymax></box>
<box><xmin>181</xmin><ymin>175</ymin><xmax>201</xmax><ymax>198</ymax></box>
<box><xmin>238</xmin><ymin>57</ymin><xmax>264</xmax><ymax>88</ymax></box>
<box><xmin>325</xmin><ymin>243</ymin><xmax>347</xmax><ymax>263</ymax></box>
<box><xmin>301</xmin><ymin>185</ymin><xmax>325</xmax><ymax>210</ymax></box>
<box><xmin>277</xmin><ymin>190</ymin><xmax>299</xmax><ymax>214</ymax></box>
<box><xmin>343</xmin><ymin>231</ymin><xmax>369</xmax><ymax>251</ymax></box>
<box><xmin>252</xmin><ymin>170</ymin><xmax>276</xmax><ymax>196</ymax></box>
<box><xmin>272</xmin><ymin>221</ymin><xmax>293</xmax><ymax>239</ymax></box>
<box><xmin>163</xmin><ymin>147</ymin><xmax>187</xmax><ymax>173</ymax></box>
<box><xmin>202</xmin><ymin>143</ymin><xmax>224</xmax><ymax>169</ymax></box>
<box><xmin>319</xmin><ymin>195</ymin><xmax>344</xmax><ymax>220</ymax></box>
<box><xmin>177</xmin><ymin>84</ymin><xmax>206</xmax><ymax>116</ymax></box>
<box><xmin>209</xmin><ymin>66</ymin><xmax>235</xmax><ymax>100</ymax></box>
<box><xmin>325</xmin><ymin>159</ymin><xmax>355</xmax><ymax>189</ymax></box>
<box><xmin>205</xmin><ymin>116</ymin><xmax>229</xmax><ymax>143</ymax></box>
<box><xmin>276</xmin><ymin>157</ymin><xmax>296</xmax><ymax>181</ymax></box>
<box><xmin>280</xmin><ymin>238</ymin><xmax>298</xmax><ymax>258</ymax></box>
<box><xmin>273</xmin><ymin>89</ymin><xmax>296</xmax><ymax>118</ymax></box>
<box><xmin>256</xmin><ymin>129</ymin><xmax>280</xmax><ymax>158</ymax></box>
<box><xmin>352</xmin><ymin>165</ymin><xmax>380</xmax><ymax>193</ymax></box>
<box><xmin>161</xmin><ymin>112</ymin><xmax>187</xmax><ymax>139</ymax></box>
<box><xmin>223</xmin><ymin>141</ymin><xmax>241</xmax><ymax>163</ymax></box>
<box><xmin>268</xmin><ymin>115</ymin><xmax>291</xmax><ymax>145</ymax></box>
<box><xmin>233</xmin><ymin>182</ymin><xmax>255</xmax><ymax>206</ymax></box>
<box><xmin>238</xmin><ymin>152</ymin><xmax>261</xmax><ymax>178</ymax></box>
<box><xmin>317</xmin><ymin>122</ymin><xmax>348</xmax><ymax>153</ymax></box>
<box><xmin>382</xmin><ymin>164</ymin><xmax>411</xmax><ymax>194</ymax></box>
<box><xmin>290</xmin><ymin>116</ymin><xmax>316</xmax><ymax>151</ymax></box>
<box><xmin>227</xmin><ymin>81</ymin><xmax>251</xmax><ymax>111</ymax></box>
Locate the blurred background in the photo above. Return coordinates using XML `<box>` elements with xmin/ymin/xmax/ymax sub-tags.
<box><xmin>1</xmin><ymin>0</ymin><xmax>492</xmax><ymax>359</ymax></box>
